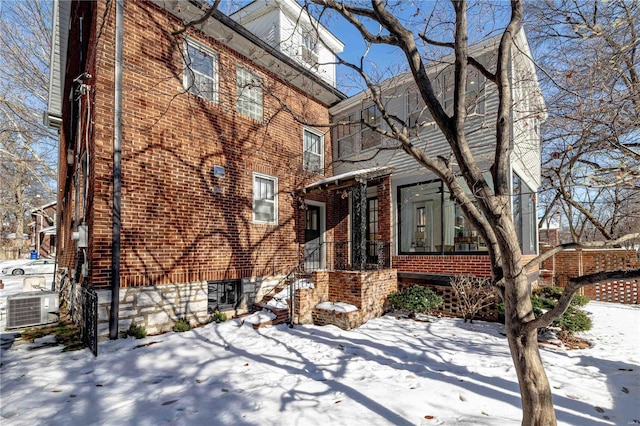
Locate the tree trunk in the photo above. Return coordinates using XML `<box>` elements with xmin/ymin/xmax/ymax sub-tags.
<box><xmin>504</xmin><ymin>275</ymin><xmax>557</xmax><ymax>426</ymax></box>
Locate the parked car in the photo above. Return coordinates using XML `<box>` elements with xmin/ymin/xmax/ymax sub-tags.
<box><xmin>1</xmin><ymin>259</ymin><xmax>56</xmax><ymax>276</ymax></box>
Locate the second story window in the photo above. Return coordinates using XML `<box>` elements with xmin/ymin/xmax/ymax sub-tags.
<box><xmin>335</xmin><ymin>113</ymin><xmax>357</xmax><ymax>158</ymax></box>
<box><xmin>303</xmin><ymin>128</ymin><xmax>324</xmax><ymax>173</ymax></box>
<box><xmin>361</xmin><ymin>105</ymin><xmax>381</xmax><ymax>150</ymax></box>
<box><xmin>406</xmin><ymin>91</ymin><xmax>429</xmax><ymax>136</ymax></box>
<box><xmin>236</xmin><ymin>66</ymin><xmax>263</xmax><ymax>121</ymax></box>
<box><xmin>184</xmin><ymin>40</ymin><xmax>218</xmax><ymax>102</ymax></box>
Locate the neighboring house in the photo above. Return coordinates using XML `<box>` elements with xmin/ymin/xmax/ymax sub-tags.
<box><xmin>29</xmin><ymin>201</ymin><xmax>57</xmax><ymax>259</ymax></box>
<box><xmin>327</xmin><ymin>29</ymin><xmax>545</xmax><ymax>289</ymax></box>
<box><xmin>46</xmin><ymin>0</ymin><xmax>544</xmax><ymax>340</ymax></box>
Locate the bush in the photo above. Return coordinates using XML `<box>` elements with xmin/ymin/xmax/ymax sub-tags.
<box><xmin>387</xmin><ymin>285</ymin><xmax>443</xmax><ymax>314</ymax></box>
<box><xmin>212</xmin><ymin>310</ymin><xmax>227</xmax><ymax>323</ymax></box>
<box><xmin>126</xmin><ymin>323</ymin><xmax>147</xmax><ymax>339</ymax></box>
<box><xmin>450</xmin><ymin>275</ymin><xmax>496</xmax><ymax>323</ymax></box>
<box><xmin>173</xmin><ymin>318</ymin><xmax>191</xmax><ymax>333</ymax></box>
<box><xmin>553</xmin><ymin>306</ymin><xmax>592</xmax><ymax>334</ymax></box>
<box><xmin>499</xmin><ymin>286</ymin><xmax>592</xmax><ymax>336</ymax></box>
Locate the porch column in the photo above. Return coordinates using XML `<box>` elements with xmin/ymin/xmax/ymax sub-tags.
<box><xmin>352</xmin><ymin>182</ymin><xmax>367</xmax><ymax>269</ymax></box>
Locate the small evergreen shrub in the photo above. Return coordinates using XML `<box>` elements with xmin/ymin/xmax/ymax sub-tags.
<box><xmin>553</xmin><ymin>306</ymin><xmax>592</xmax><ymax>334</ymax></box>
<box><xmin>173</xmin><ymin>318</ymin><xmax>191</xmax><ymax>332</ymax></box>
<box><xmin>126</xmin><ymin>323</ymin><xmax>147</xmax><ymax>339</ymax></box>
<box><xmin>499</xmin><ymin>286</ymin><xmax>592</xmax><ymax>336</ymax></box>
<box><xmin>387</xmin><ymin>285</ymin><xmax>443</xmax><ymax>314</ymax></box>
<box><xmin>212</xmin><ymin>310</ymin><xmax>227</xmax><ymax>323</ymax></box>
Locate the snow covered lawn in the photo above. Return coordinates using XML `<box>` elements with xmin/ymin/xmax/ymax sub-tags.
<box><xmin>0</xmin><ymin>300</ymin><xmax>638</xmax><ymax>425</ymax></box>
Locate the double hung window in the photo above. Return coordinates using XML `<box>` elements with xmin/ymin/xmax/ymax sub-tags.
<box><xmin>237</xmin><ymin>66</ymin><xmax>263</xmax><ymax>121</ymax></box>
<box><xmin>253</xmin><ymin>173</ymin><xmax>278</xmax><ymax>224</ymax></box>
<box><xmin>184</xmin><ymin>40</ymin><xmax>218</xmax><ymax>102</ymax></box>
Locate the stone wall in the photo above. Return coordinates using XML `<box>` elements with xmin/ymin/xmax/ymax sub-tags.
<box><xmin>95</xmin><ymin>281</ymin><xmax>210</xmax><ymax>337</ymax></box>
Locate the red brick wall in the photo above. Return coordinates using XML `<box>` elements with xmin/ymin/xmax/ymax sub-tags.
<box><xmin>295</xmin><ymin>270</ymin><xmax>398</xmax><ymax>328</ymax></box>
<box><xmin>392</xmin><ymin>255</ymin><xmax>493</xmax><ymax>277</ymax></box>
<box><xmin>544</xmin><ymin>248</ymin><xmax>639</xmax><ymax>304</ymax></box>
<box><xmin>61</xmin><ymin>1</ymin><xmax>338</xmax><ymax>290</ymax></box>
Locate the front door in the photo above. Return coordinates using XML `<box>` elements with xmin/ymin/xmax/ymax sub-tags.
<box><xmin>305</xmin><ymin>205</ymin><xmax>321</xmax><ymax>270</ymax></box>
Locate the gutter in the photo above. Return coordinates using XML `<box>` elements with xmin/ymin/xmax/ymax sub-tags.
<box><xmin>109</xmin><ymin>0</ymin><xmax>124</xmax><ymax>340</ymax></box>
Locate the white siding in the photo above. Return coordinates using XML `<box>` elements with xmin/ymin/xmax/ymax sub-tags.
<box><xmin>46</xmin><ymin>0</ymin><xmax>70</xmax><ymax>128</ymax></box>
<box><xmin>236</xmin><ymin>8</ymin><xmax>281</xmax><ymax>49</ymax></box>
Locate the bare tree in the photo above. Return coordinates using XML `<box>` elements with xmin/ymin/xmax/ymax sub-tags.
<box><xmin>119</xmin><ymin>1</ymin><xmax>639</xmax><ymax>423</ymax></box>
<box><xmin>527</xmin><ymin>0</ymin><xmax>640</xmax><ymax>243</ymax></box>
<box><xmin>0</xmin><ymin>0</ymin><xmax>56</xmax><ymax>242</ymax></box>
<box><xmin>291</xmin><ymin>1</ymin><xmax>639</xmax><ymax>424</ymax></box>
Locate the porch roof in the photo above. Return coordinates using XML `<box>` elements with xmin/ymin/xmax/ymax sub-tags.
<box><xmin>303</xmin><ymin>167</ymin><xmax>394</xmax><ymax>193</ymax></box>
<box><xmin>40</xmin><ymin>226</ymin><xmax>57</xmax><ymax>235</ymax></box>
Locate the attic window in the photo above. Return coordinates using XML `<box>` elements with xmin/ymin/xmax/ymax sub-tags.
<box><xmin>301</xmin><ymin>32</ymin><xmax>319</xmax><ymax>66</ymax></box>
<box><xmin>302</xmin><ymin>32</ymin><xmax>317</xmax><ymax>51</ymax></box>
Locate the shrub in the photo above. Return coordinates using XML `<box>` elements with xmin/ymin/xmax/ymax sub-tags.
<box><xmin>387</xmin><ymin>285</ymin><xmax>443</xmax><ymax>314</ymax></box>
<box><xmin>553</xmin><ymin>306</ymin><xmax>592</xmax><ymax>334</ymax></box>
<box><xmin>126</xmin><ymin>323</ymin><xmax>147</xmax><ymax>339</ymax></box>
<box><xmin>499</xmin><ymin>286</ymin><xmax>592</xmax><ymax>336</ymax></box>
<box><xmin>212</xmin><ymin>310</ymin><xmax>227</xmax><ymax>323</ymax></box>
<box><xmin>450</xmin><ymin>275</ymin><xmax>496</xmax><ymax>323</ymax></box>
<box><xmin>173</xmin><ymin>318</ymin><xmax>191</xmax><ymax>333</ymax></box>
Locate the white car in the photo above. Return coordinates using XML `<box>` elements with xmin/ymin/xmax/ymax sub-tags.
<box><xmin>1</xmin><ymin>259</ymin><xmax>56</xmax><ymax>276</ymax></box>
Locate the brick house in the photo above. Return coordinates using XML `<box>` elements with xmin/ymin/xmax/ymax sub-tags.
<box><xmin>45</xmin><ymin>0</ymin><xmax>362</xmax><ymax>337</ymax></box>
<box><xmin>46</xmin><ymin>0</ymin><xmax>544</xmax><ymax>339</ymax></box>
<box><xmin>29</xmin><ymin>201</ymin><xmax>57</xmax><ymax>259</ymax></box>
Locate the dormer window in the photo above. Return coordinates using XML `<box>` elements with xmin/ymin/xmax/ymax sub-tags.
<box><xmin>301</xmin><ymin>32</ymin><xmax>319</xmax><ymax>65</ymax></box>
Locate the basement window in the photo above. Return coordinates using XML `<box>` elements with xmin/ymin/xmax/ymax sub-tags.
<box><xmin>208</xmin><ymin>279</ymin><xmax>241</xmax><ymax>312</ymax></box>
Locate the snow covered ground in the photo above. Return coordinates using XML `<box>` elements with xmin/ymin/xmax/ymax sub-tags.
<box><xmin>0</xmin><ymin>277</ymin><xmax>638</xmax><ymax>425</ymax></box>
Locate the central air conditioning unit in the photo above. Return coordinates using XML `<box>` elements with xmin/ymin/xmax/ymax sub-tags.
<box><xmin>6</xmin><ymin>291</ymin><xmax>59</xmax><ymax>329</ymax></box>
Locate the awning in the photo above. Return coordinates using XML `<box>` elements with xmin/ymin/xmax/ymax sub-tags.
<box><xmin>40</xmin><ymin>226</ymin><xmax>57</xmax><ymax>235</ymax></box>
<box><xmin>303</xmin><ymin>166</ymin><xmax>394</xmax><ymax>193</ymax></box>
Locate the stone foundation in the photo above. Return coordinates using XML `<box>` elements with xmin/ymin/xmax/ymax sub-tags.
<box><xmin>95</xmin><ymin>281</ymin><xmax>211</xmax><ymax>337</ymax></box>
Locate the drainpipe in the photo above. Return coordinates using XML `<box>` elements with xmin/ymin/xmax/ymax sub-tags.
<box><xmin>109</xmin><ymin>0</ymin><xmax>124</xmax><ymax>340</ymax></box>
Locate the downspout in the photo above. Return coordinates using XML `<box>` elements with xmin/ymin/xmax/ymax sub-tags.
<box><xmin>109</xmin><ymin>0</ymin><xmax>124</xmax><ymax>340</ymax></box>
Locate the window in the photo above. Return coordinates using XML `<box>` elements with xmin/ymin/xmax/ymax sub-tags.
<box><xmin>406</xmin><ymin>90</ymin><xmax>430</xmax><ymax>136</ymax></box>
<box><xmin>398</xmin><ymin>177</ymin><xmax>491</xmax><ymax>254</ymax></box>
<box><xmin>361</xmin><ymin>105</ymin><xmax>381</xmax><ymax>149</ymax></box>
<box><xmin>237</xmin><ymin>66</ymin><xmax>263</xmax><ymax>120</ymax></box>
<box><xmin>184</xmin><ymin>40</ymin><xmax>218</xmax><ymax>102</ymax></box>
<box><xmin>253</xmin><ymin>173</ymin><xmax>278</xmax><ymax>224</ymax></box>
<box><xmin>303</xmin><ymin>128</ymin><xmax>324</xmax><ymax>173</ymax></box>
<box><xmin>466</xmin><ymin>67</ymin><xmax>486</xmax><ymax>115</ymax></box>
<box><xmin>302</xmin><ymin>32</ymin><xmax>317</xmax><ymax>52</ymax></box>
<box><xmin>367</xmin><ymin>198</ymin><xmax>380</xmax><ymax>263</ymax></box>
<box><xmin>208</xmin><ymin>279</ymin><xmax>241</xmax><ymax>312</ymax></box>
<box><xmin>335</xmin><ymin>113</ymin><xmax>357</xmax><ymax>158</ymax></box>
<box><xmin>512</xmin><ymin>173</ymin><xmax>538</xmax><ymax>255</ymax></box>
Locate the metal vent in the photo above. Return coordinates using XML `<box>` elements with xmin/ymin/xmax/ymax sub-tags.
<box><xmin>7</xmin><ymin>291</ymin><xmax>59</xmax><ymax>329</ymax></box>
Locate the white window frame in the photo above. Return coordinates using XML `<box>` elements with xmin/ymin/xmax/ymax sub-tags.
<box><xmin>303</xmin><ymin>127</ymin><xmax>324</xmax><ymax>173</ymax></box>
<box><xmin>360</xmin><ymin>104</ymin><xmax>381</xmax><ymax>150</ymax></box>
<box><xmin>236</xmin><ymin>66</ymin><xmax>263</xmax><ymax>121</ymax></box>
<box><xmin>253</xmin><ymin>172</ymin><xmax>278</xmax><ymax>225</ymax></box>
<box><xmin>183</xmin><ymin>38</ymin><xmax>218</xmax><ymax>102</ymax></box>
<box><xmin>335</xmin><ymin>113</ymin><xmax>357</xmax><ymax>158</ymax></box>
